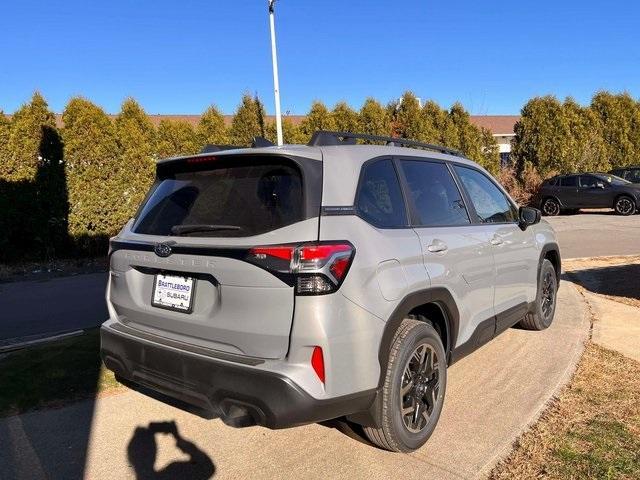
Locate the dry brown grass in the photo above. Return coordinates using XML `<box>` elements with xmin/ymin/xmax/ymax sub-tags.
<box><xmin>490</xmin><ymin>342</ymin><xmax>640</xmax><ymax>479</ymax></box>
<box><xmin>564</xmin><ymin>256</ymin><xmax>640</xmax><ymax>309</ymax></box>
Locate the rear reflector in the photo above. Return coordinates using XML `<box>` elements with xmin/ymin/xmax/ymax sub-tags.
<box><xmin>311</xmin><ymin>346</ymin><xmax>325</xmax><ymax>383</ymax></box>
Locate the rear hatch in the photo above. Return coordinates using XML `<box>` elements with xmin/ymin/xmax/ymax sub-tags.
<box><xmin>108</xmin><ymin>150</ymin><xmax>322</xmax><ymax>359</ymax></box>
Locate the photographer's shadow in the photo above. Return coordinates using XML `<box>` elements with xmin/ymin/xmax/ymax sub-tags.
<box><xmin>127</xmin><ymin>421</ymin><xmax>215</xmax><ymax>480</ymax></box>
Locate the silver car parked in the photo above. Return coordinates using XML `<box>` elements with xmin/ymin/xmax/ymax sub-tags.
<box><xmin>101</xmin><ymin>131</ymin><xmax>560</xmax><ymax>452</ymax></box>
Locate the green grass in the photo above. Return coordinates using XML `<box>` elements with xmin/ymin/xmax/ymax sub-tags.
<box><xmin>0</xmin><ymin>329</ymin><xmax>122</xmax><ymax>417</ymax></box>
<box><xmin>555</xmin><ymin>420</ymin><xmax>640</xmax><ymax>479</ymax></box>
<box><xmin>490</xmin><ymin>343</ymin><xmax>640</xmax><ymax>480</ymax></box>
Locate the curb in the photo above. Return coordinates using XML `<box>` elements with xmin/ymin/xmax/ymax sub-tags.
<box><xmin>0</xmin><ymin>329</ymin><xmax>84</xmax><ymax>354</ymax></box>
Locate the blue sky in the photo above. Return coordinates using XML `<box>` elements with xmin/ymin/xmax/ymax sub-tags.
<box><xmin>2</xmin><ymin>0</ymin><xmax>639</xmax><ymax>115</ymax></box>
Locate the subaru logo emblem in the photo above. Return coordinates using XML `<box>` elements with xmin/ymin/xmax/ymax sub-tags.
<box><xmin>154</xmin><ymin>243</ymin><xmax>172</xmax><ymax>258</ymax></box>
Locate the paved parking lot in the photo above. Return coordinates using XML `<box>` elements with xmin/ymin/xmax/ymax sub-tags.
<box><xmin>546</xmin><ymin>211</ymin><xmax>640</xmax><ymax>258</ymax></box>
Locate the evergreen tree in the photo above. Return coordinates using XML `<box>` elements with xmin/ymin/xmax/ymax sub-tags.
<box><xmin>299</xmin><ymin>101</ymin><xmax>336</xmax><ymax>141</ymax></box>
<box><xmin>114</xmin><ymin>98</ymin><xmax>156</xmax><ymax>226</ymax></box>
<box><xmin>393</xmin><ymin>91</ymin><xmax>425</xmax><ymax>140</ymax></box>
<box><xmin>562</xmin><ymin>98</ymin><xmax>608</xmax><ymax>172</ymax></box>
<box><xmin>0</xmin><ymin>112</ymin><xmax>10</xmax><ymax>163</ymax></box>
<box><xmin>197</xmin><ymin>105</ymin><xmax>228</xmax><ymax>146</ymax></box>
<box><xmin>590</xmin><ymin>91</ymin><xmax>640</xmax><ymax>168</ymax></box>
<box><xmin>332</xmin><ymin>101</ymin><xmax>360</xmax><ymax>132</ymax></box>
<box><xmin>157</xmin><ymin>119</ymin><xmax>199</xmax><ymax>158</ymax></box>
<box><xmin>359</xmin><ymin>98</ymin><xmax>390</xmax><ymax>138</ymax></box>
<box><xmin>229</xmin><ymin>94</ymin><xmax>265</xmax><ymax>146</ymax></box>
<box><xmin>265</xmin><ymin>118</ymin><xmax>306</xmax><ymax>144</ymax></box>
<box><xmin>511</xmin><ymin>96</ymin><xmax>570</xmax><ymax>177</ymax></box>
<box><xmin>63</xmin><ymin>97</ymin><xmax>122</xmax><ymax>248</ymax></box>
<box><xmin>421</xmin><ymin>100</ymin><xmax>456</xmax><ymax>146</ymax></box>
<box><xmin>2</xmin><ymin>92</ymin><xmax>66</xmax><ymax>257</ymax></box>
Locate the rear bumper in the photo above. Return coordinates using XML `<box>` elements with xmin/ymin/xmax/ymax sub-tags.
<box><xmin>100</xmin><ymin>323</ymin><xmax>375</xmax><ymax>429</ymax></box>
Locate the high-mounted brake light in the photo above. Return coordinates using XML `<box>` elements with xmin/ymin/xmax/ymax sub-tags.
<box><xmin>186</xmin><ymin>155</ymin><xmax>217</xmax><ymax>164</ymax></box>
<box><xmin>247</xmin><ymin>242</ymin><xmax>355</xmax><ymax>295</ymax></box>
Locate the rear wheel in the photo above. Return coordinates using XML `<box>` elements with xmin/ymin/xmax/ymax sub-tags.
<box><xmin>518</xmin><ymin>259</ymin><xmax>557</xmax><ymax>330</ymax></box>
<box><xmin>363</xmin><ymin>317</ymin><xmax>446</xmax><ymax>452</ymax></box>
<box><xmin>541</xmin><ymin>198</ymin><xmax>561</xmax><ymax>216</ymax></box>
<box><xmin>614</xmin><ymin>195</ymin><xmax>636</xmax><ymax>216</ymax></box>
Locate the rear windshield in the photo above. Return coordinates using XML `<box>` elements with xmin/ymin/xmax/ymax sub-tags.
<box><xmin>133</xmin><ymin>157</ymin><xmax>305</xmax><ymax>237</ymax></box>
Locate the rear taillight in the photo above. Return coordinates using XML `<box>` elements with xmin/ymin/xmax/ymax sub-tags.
<box><xmin>247</xmin><ymin>242</ymin><xmax>355</xmax><ymax>295</ymax></box>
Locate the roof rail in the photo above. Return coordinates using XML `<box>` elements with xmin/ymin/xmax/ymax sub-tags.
<box><xmin>307</xmin><ymin>131</ymin><xmax>463</xmax><ymax>156</ymax></box>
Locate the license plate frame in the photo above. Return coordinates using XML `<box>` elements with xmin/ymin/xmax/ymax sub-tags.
<box><xmin>151</xmin><ymin>273</ymin><xmax>196</xmax><ymax>313</ymax></box>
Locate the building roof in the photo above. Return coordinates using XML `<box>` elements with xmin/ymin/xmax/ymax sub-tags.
<box><xmin>25</xmin><ymin>113</ymin><xmax>520</xmax><ymax>136</ymax></box>
<box><xmin>469</xmin><ymin>115</ymin><xmax>520</xmax><ymax>136</ymax></box>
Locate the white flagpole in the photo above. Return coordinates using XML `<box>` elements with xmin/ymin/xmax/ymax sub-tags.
<box><xmin>268</xmin><ymin>0</ymin><xmax>283</xmax><ymax>146</ymax></box>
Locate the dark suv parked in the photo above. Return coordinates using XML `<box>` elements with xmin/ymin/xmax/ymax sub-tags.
<box><xmin>610</xmin><ymin>166</ymin><xmax>640</xmax><ymax>184</ymax></box>
<box><xmin>534</xmin><ymin>173</ymin><xmax>640</xmax><ymax>216</ymax></box>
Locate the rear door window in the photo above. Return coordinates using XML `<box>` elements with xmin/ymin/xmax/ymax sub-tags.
<box><xmin>133</xmin><ymin>158</ymin><xmax>305</xmax><ymax>237</ymax></box>
<box><xmin>579</xmin><ymin>175</ymin><xmax>599</xmax><ymax>188</ymax></box>
<box><xmin>400</xmin><ymin>160</ymin><xmax>470</xmax><ymax>226</ymax></box>
<box><xmin>356</xmin><ymin>159</ymin><xmax>408</xmax><ymax>227</ymax></box>
<box><xmin>560</xmin><ymin>176</ymin><xmax>578</xmax><ymax>187</ymax></box>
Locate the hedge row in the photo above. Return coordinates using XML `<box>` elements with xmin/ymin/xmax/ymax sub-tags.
<box><xmin>0</xmin><ymin>91</ymin><xmax>500</xmax><ymax>261</ymax></box>
<box><xmin>512</xmin><ymin>92</ymin><xmax>640</xmax><ymax>177</ymax></box>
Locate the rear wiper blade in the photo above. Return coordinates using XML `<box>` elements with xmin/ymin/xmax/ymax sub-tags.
<box><xmin>170</xmin><ymin>224</ymin><xmax>243</xmax><ymax>235</ymax></box>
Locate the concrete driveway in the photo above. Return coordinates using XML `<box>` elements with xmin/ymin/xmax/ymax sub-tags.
<box><xmin>0</xmin><ymin>280</ymin><xmax>589</xmax><ymax>480</ymax></box>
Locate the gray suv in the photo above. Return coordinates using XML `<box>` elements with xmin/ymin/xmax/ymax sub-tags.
<box><xmin>101</xmin><ymin>131</ymin><xmax>560</xmax><ymax>452</ymax></box>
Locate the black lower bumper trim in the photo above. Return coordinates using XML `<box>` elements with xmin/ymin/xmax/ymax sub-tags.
<box><xmin>100</xmin><ymin>324</ymin><xmax>376</xmax><ymax>429</ymax></box>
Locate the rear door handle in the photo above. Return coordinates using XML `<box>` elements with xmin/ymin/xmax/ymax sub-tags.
<box><xmin>427</xmin><ymin>241</ymin><xmax>448</xmax><ymax>253</ymax></box>
<box><xmin>490</xmin><ymin>235</ymin><xmax>504</xmax><ymax>246</ymax></box>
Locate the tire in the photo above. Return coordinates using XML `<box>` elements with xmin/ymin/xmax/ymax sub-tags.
<box><xmin>518</xmin><ymin>259</ymin><xmax>558</xmax><ymax>330</ymax></box>
<box><xmin>541</xmin><ymin>198</ymin><xmax>561</xmax><ymax>216</ymax></box>
<box><xmin>614</xmin><ymin>195</ymin><xmax>636</xmax><ymax>216</ymax></box>
<box><xmin>363</xmin><ymin>317</ymin><xmax>447</xmax><ymax>452</ymax></box>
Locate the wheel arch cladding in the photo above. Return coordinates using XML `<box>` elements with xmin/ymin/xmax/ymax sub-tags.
<box><xmin>378</xmin><ymin>287</ymin><xmax>459</xmax><ymax>386</ymax></box>
<box><xmin>540</xmin><ymin>242</ymin><xmax>561</xmax><ymax>285</ymax></box>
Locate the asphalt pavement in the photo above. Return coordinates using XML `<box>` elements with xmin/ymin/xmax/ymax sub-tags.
<box><xmin>0</xmin><ymin>272</ymin><xmax>108</xmax><ymax>342</ymax></box>
<box><xmin>545</xmin><ymin>211</ymin><xmax>640</xmax><ymax>258</ymax></box>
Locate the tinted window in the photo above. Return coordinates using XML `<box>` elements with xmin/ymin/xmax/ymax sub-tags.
<box><xmin>356</xmin><ymin>159</ymin><xmax>407</xmax><ymax>227</ymax></box>
<box><xmin>579</xmin><ymin>175</ymin><xmax>599</xmax><ymax>188</ymax></box>
<box><xmin>560</xmin><ymin>176</ymin><xmax>578</xmax><ymax>187</ymax></box>
<box><xmin>454</xmin><ymin>166</ymin><xmax>518</xmax><ymax>223</ymax></box>
<box><xmin>595</xmin><ymin>173</ymin><xmax>631</xmax><ymax>186</ymax></box>
<box><xmin>401</xmin><ymin>161</ymin><xmax>470</xmax><ymax>226</ymax></box>
<box><xmin>134</xmin><ymin>159</ymin><xmax>304</xmax><ymax>237</ymax></box>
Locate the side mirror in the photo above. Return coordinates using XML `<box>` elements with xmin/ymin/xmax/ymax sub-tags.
<box><xmin>519</xmin><ymin>206</ymin><xmax>541</xmax><ymax>231</ymax></box>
